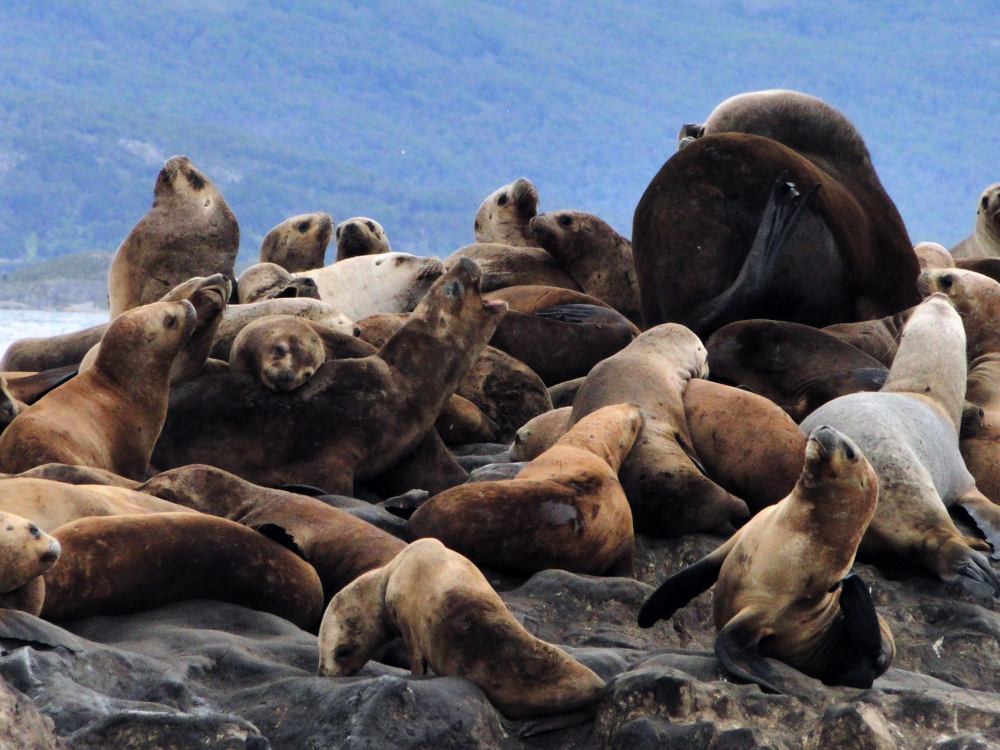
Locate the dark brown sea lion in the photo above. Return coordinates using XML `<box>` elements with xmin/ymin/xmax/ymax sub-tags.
<box><xmin>259</xmin><ymin>211</ymin><xmax>333</xmax><ymax>272</ymax></box>
<box><xmin>0</xmin><ymin>325</ymin><xmax>107</xmax><ymax>372</ymax></box>
<box><xmin>822</xmin><ymin>309</ymin><xmax>913</xmax><ymax>368</ymax></box>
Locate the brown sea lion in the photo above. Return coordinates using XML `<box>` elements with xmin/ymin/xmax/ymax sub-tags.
<box><xmin>41</xmin><ymin>513</ymin><xmax>324</xmax><ymax>627</ymax></box>
<box><xmin>2</xmin><ymin>366</ymin><xmax>78</xmax><ymax>406</ymax></box>
<box><xmin>549</xmin><ymin>377</ymin><xmax>584</xmax><ymax>408</ymax></box>
<box><xmin>706</xmin><ymin>319</ymin><xmax>889</xmax><ymax>422</ymax></box>
<box><xmin>801</xmin><ymin>295</ymin><xmax>1000</xmax><ymax>595</ymax></box>
<box><xmin>0</xmin><ymin>375</ymin><xmax>20</xmax><ymax>434</ymax></box>
<box><xmin>571</xmin><ymin>324</ymin><xmax>748</xmax><ymax>537</ymax></box>
<box><xmin>229</xmin><ymin>315</ymin><xmax>325</xmax><ymax>392</ymax></box>
<box><xmin>259</xmin><ymin>212</ymin><xmax>333</xmax><ymax>272</ymax></box>
<box><xmin>511</xmin><ymin>407</ymin><xmax>572</xmax><ymax>462</ymax></box>
<box><xmin>153</xmin><ymin>259</ymin><xmax>507</xmax><ymax>493</ymax></box>
<box><xmin>236</xmin><ymin>262</ymin><xmax>321</xmax><ymax>304</ymax></box>
<box><xmin>434</xmin><ymin>394</ymin><xmax>498</xmax><ymax>446</ymax></box>
<box><xmin>914</xmin><ymin>241</ymin><xmax>955</xmax><ymax>269</ymax></box>
<box><xmin>473</xmin><ymin>178</ymin><xmax>539</xmax><ymax>247</ymax></box>
<box><xmin>950</xmin><ymin>183</ymin><xmax>1000</xmax><ymax>259</ymax></box>
<box><xmin>0</xmin><ymin>300</ymin><xmax>195</xmax><ymax>480</ymax></box>
<box><xmin>409</xmin><ymin>403</ymin><xmax>642</xmax><ymax>576</ymax></box>
<box><xmin>634</xmin><ymin>130</ymin><xmax>919</xmax><ymax>335</ymax></box>
<box><xmin>529</xmin><ymin>210</ymin><xmax>641</xmax><ymax>325</ymax></box>
<box><xmin>0</xmin><ymin>512</ymin><xmax>61</xmax><ymax>616</ymax></box>
<box><xmin>954</xmin><ymin>257</ymin><xmax>1000</xmax><ymax>284</ymax></box>
<box><xmin>335</xmin><ymin>217</ymin><xmax>392</xmax><ymax>261</ymax></box>
<box><xmin>445</xmin><ymin>244</ymin><xmax>582</xmax><ymax>293</ymax></box>
<box><xmin>318</xmin><ymin>538</ymin><xmax>605</xmax><ymax>720</ymax></box>
<box><xmin>639</xmin><ymin>426</ymin><xmax>894</xmax><ymax>693</ymax></box>
<box><xmin>0</xmin><ymin>324</ymin><xmax>107</xmax><ymax>372</ymax></box>
<box><xmin>822</xmin><ymin>309</ymin><xmax>913</xmax><ymax>367</ymax></box>
<box><xmin>108</xmin><ymin>155</ymin><xmax>239</xmax><ymax>317</ymax></box>
<box><xmin>137</xmin><ymin>465</ymin><xmax>405</xmax><ymax>598</ymax></box>
<box><xmin>0</xmin><ymin>464</ymin><xmax>141</xmax><ymax>489</ymax></box>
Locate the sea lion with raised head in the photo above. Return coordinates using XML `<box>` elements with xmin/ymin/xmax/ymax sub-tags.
<box><xmin>0</xmin><ymin>512</ymin><xmax>61</xmax><ymax>616</ymax></box>
<box><xmin>236</xmin><ymin>263</ymin><xmax>321</xmax><ymax>304</ymax></box>
<box><xmin>318</xmin><ymin>538</ymin><xmax>605</xmax><ymax>720</ymax></box>
<box><xmin>639</xmin><ymin>426</ymin><xmax>894</xmax><ymax>693</ymax></box>
<box><xmin>335</xmin><ymin>217</ymin><xmax>392</xmax><ymax>261</ymax></box>
<box><xmin>108</xmin><ymin>155</ymin><xmax>239</xmax><ymax>317</ymax></box>
<box><xmin>259</xmin><ymin>212</ymin><xmax>333</xmax><ymax>272</ymax></box>
<box><xmin>473</xmin><ymin>178</ymin><xmax>539</xmax><ymax>247</ymax></box>
<box><xmin>951</xmin><ymin>183</ymin><xmax>1000</xmax><ymax>259</ymax></box>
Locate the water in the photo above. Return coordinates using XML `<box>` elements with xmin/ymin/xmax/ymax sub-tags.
<box><xmin>0</xmin><ymin>309</ymin><xmax>109</xmax><ymax>364</ymax></box>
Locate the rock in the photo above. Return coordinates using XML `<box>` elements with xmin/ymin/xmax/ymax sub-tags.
<box><xmin>610</xmin><ymin>716</ymin><xmax>717</xmax><ymax>750</ymax></box>
<box><xmin>0</xmin><ymin>674</ymin><xmax>61</xmax><ymax>750</ymax></box>
<box><xmin>819</xmin><ymin>703</ymin><xmax>898</xmax><ymax>750</ymax></box>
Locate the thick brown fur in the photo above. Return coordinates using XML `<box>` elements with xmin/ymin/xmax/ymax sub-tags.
<box><xmin>236</xmin><ymin>263</ymin><xmax>321</xmax><ymax>304</ymax></box>
<box><xmin>445</xmin><ymin>244</ymin><xmax>582</xmax><ymax>293</ymax></box>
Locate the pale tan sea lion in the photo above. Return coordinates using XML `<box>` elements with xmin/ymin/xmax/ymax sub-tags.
<box><xmin>335</xmin><ymin>217</ymin><xmax>392</xmax><ymax>261</ymax></box>
<box><xmin>317</xmin><ymin>538</ymin><xmax>605</xmax><ymax>720</ymax></box>
<box><xmin>511</xmin><ymin>407</ymin><xmax>572</xmax><ymax>462</ymax></box>
<box><xmin>236</xmin><ymin>262</ymin><xmax>320</xmax><ymax>304</ymax></box>
<box><xmin>259</xmin><ymin>211</ymin><xmax>333</xmax><ymax>272</ymax></box>
<box><xmin>1</xmin><ymin>464</ymin><xmax>141</xmax><ymax>489</ymax></box>
<box><xmin>0</xmin><ymin>512</ymin><xmax>61</xmax><ymax>616</ymax></box>
<box><xmin>914</xmin><ymin>241</ymin><xmax>955</xmax><ymax>269</ymax></box>
<box><xmin>473</xmin><ymin>178</ymin><xmax>539</xmax><ymax>247</ymax></box>
<box><xmin>108</xmin><ymin>155</ymin><xmax>239</xmax><ymax>317</ymax></box>
<box><xmin>951</xmin><ymin>183</ymin><xmax>1000</xmax><ymax>259</ymax></box>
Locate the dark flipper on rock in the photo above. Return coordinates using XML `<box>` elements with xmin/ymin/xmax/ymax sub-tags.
<box><xmin>637</xmin><ymin>556</ymin><xmax>721</xmax><ymax>628</ymax></box>
<box><xmin>713</xmin><ymin>612</ymin><xmax>783</xmax><ymax>694</ymax></box>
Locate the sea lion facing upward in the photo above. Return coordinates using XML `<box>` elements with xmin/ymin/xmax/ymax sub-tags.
<box><xmin>336</xmin><ymin>217</ymin><xmax>392</xmax><ymax>261</ymax></box>
<box><xmin>639</xmin><ymin>426</ymin><xmax>894</xmax><ymax>693</ymax></box>
<box><xmin>259</xmin><ymin>212</ymin><xmax>333</xmax><ymax>272</ymax></box>
<box><xmin>108</xmin><ymin>155</ymin><xmax>239</xmax><ymax>318</ymax></box>
<box><xmin>474</xmin><ymin>178</ymin><xmax>539</xmax><ymax>246</ymax></box>
<box><xmin>318</xmin><ymin>538</ymin><xmax>605</xmax><ymax>720</ymax></box>
<box><xmin>951</xmin><ymin>183</ymin><xmax>1000</xmax><ymax>259</ymax></box>
<box><xmin>801</xmin><ymin>295</ymin><xmax>1000</xmax><ymax>595</ymax></box>
<box><xmin>0</xmin><ymin>512</ymin><xmax>61</xmax><ymax>616</ymax></box>
<box><xmin>0</xmin><ymin>300</ymin><xmax>195</xmax><ymax>481</ymax></box>
<box><xmin>236</xmin><ymin>263</ymin><xmax>320</xmax><ymax>304</ymax></box>
<box><xmin>529</xmin><ymin>210</ymin><xmax>641</xmax><ymax>325</ymax></box>
<box><xmin>407</xmin><ymin>403</ymin><xmax>642</xmax><ymax>577</ymax></box>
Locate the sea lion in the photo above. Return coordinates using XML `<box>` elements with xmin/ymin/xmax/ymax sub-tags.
<box><xmin>365</xmin><ymin>428</ymin><xmax>469</xmax><ymax>498</ymax></box>
<box><xmin>639</xmin><ymin>426</ymin><xmax>894</xmax><ymax>693</ymax></box>
<box><xmin>954</xmin><ymin>257</ymin><xmax>1000</xmax><ymax>284</ymax></box>
<box><xmin>434</xmin><ymin>394</ymin><xmax>498</xmax><ymax>445</ymax></box>
<box><xmin>1</xmin><ymin>324</ymin><xmax>107</xmax><ymax>372</ymax></box>
<box><xmin>822</xmin><ymin>309</ymin><xmax>913</xmax><ymax>368</ymax></box>
<box><xmin>41</xmin><ymin>513</ymin><xmax>324</xmax><ymax>627</ymax></box>
<box><xmin>236</xmin><ymin>262</ymin><xmax>321</xmax><ymax>304</ymax></box>
<box><xmin>295</xmin><ymin>253</ymin><xmax>444</xmax><ymax>321</ymax></box>
<box><xmin>914</xmin><ymin>241</ymin><xmax>955</xmax><ymax>269</ymax></box>
<box><xmin>571</xmin><ymin>324</ymin><xmax>749</xmax><ymax>537</ymax></box>
<box><xmin>0</xmin><ymin>512</ymin><xmax>61</xmax><ymax>616</ymax></box>
<box><xmin>153</xmin><ymin>259</ymin><xmax>507</xmax><ymax>493</ymax></box>
<box><xmin>108</xmin><ymin>155</ymin><xmax>239</xmax><ymax>317</ymax></box>
<box><xmin>317</xmin><ymin>538</ymin><xmax>605</xmax><ymax>720</ymax></box>
<box><xmin>259</xmin><ymin>212</ymin><xmax>333</xmax><ymax>272</ymax></box>
<box><xmin>511</xmin><ymin>407</ymin><xmax>572</xmax><ymax>462</ymax></box>
<box><xmin>0</xmin><ymin>375</ymin><xmax>20</xmax><ymax>434</ymax></box>
<box><xmin>0</xmin><ymin>478</ymin><xmax>194</xmax><ymax>532</ymax></box>
<box><xmin>408</xmin><ymin>403</ymin><xmax>642</xmax><ymax>576</ymax></box>
<box><xmin>950</xmin><ymin>183</ymin><xmax>1000</xmax><ymax>259</ymax></box>
<box><xmin>529</xmin><ymin>210</ymin><xmax>641</xmax><ymax>325</ymax></box>
<box><xmin>335</xmin><ymin>217</ymin><xmax>392</xmax><ymax>261</ymax></box>
<box><xmin>2</xmin><ymin>365</ymin><xmax>78</xmax><ymax>406</ymax></box>
<box><xmin>137</xmin><ymin>465</ymin><xmax>405</xmax><ymax>599</ymax></box>
<box><xmin>445</xmin><ymin>244</ymin><xmax>582</xmax><ymax>293</ymax></box>
<box><xmin>801</xmin><ymin>295</ymin><xmax>1000</xmax><ymax>594</ymax></box>
<box><xmin>1</xmin><ymin>464</ymin><xmax>141</xmax><ymax>489</ymax></box>
<box><xmin>229</xmin><ymin>315</ymin><xmax>325</xmax><ymax>392</ymax></box>
<box><xmin>706</xmin><ymin>320</ymin><xmax>890</xmax><ymax>422</ymax></box>
<box><xmin>473</xmin><ymin>178</ymin><xmax>539</xmax><ymax>247</ymax></box>
<box><xmin>549</xmin><ymin>377</ymin><xmax>584</xmax><ymax>408</ymax></box>
<box><xmin>0</xmin><ymin>300</ymin><xmax>195</xmax><ymax>481</ymax></box>
<box><xmin>683</xmin><ymin>379</ymin><xmax>806</xmax><ymax>514</ymax></box>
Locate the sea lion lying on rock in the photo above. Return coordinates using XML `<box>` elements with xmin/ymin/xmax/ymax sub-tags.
<box><xmin>0</xmin><ymin>512</ymin><xmax>61</xmax><ymax>616</ymax></box>
<box><xmin>474</xmin><ymin>178</ymin><xmax>538</xmax><ymax>247</ymax></box>
<box><xmin>236</xmin><ymin>263</ymin><xmax>320</xmax><ymax>304</ymax></box>
<box><xmin>445</xmin><ymin>244</ymin><xmax>582</xmax><ymax>293</ymax></box>
<box><xmin>318</xmin><ymin>538</ymin><xmax>606</xmax><ymax>720</ymax></box>
<box><xmin>259</xmin><ymin>212</ymin><xmax>333</xmax><ymax>273</ymax></box>
<box><xmin>335</xmin><ymin>217</ymin><xmax>391</xmax><ymax>261</ymax></box>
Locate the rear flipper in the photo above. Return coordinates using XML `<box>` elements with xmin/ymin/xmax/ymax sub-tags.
<box><xmin>693</xmin><ymin>174</ymin><xmax>820</xmax><ymax>338</ymax></box>
<box><xmin>637</xmin><ymin>555</ymin><xmax>722</xmax><ymax>628</ymax></box>
<box><xmin>956</xmin><ymin>488</ymin><xmax>1000</xmax><ymax>560</ymax></box>
<box><xmin>714</xmin><ymin>612</ymin><xmax>783</xmax><ymax>694</ymax></box>
<box><xmin>826</xmin><ymin>574</ymin><xmax>884</xmax><ymax>689</ymax></box>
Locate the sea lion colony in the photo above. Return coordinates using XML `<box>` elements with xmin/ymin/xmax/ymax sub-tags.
<box><xmin>1</xmin><ymin>88</ymin><xmax>1000</xmax><ymax>746</ymax></box>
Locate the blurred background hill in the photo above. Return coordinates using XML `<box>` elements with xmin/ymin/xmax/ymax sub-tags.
<box><xmin>0</xmin><ymin>0</ymin><xmax>997</xmax><ymax>270</ymax></box>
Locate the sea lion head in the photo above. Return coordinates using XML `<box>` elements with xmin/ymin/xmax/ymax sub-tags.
<box><xmin>237</xmin><ymin>263</ymin><xmax>320</xmax><ymax>304</ymax></box>
<box><xmin>230</xmin><ymin>315</ymin><xmax>325</xmax><ymax>392</ymax></box>
<box><xmin>97</xmin><ymin>299</ymin><xmax>197</xmax><ymax>379</ymax></box>
<box><xmin>259</xmin><ymin>212</ymin><xmax>333</xmax><ymax>273</ymax></box>
<box><xmin>629</xmin><ymin>323</ymin><xmax>709</xmax><ymax>380</ymax></box>
<box><xmin>160</xmin><ymin>274</ymin><xmax>232</xmax><ymax>380</ymax></box>
<box><xmin>977</xmin><ymin>182</ymin><xmax>1000</xmax><ymax>231</ymax></box>
<box><xmin>919</xmin><ymin>268</ymin><xmax>1000</xmax><ymax>358</ymax></box>
<box><xmin>317</xmin><ymin>567</ymin><xmax>393</xmax><ymax>677</ymax></box>
<box><xmin>529</xmin><ymin>210</ymin><xmax>621</xmax><ymax>261</ymax></box>
<box><xmin>0</xmin><ymin>512</ymin><xmax>60</xmax><ymax>594</ymax></box>
<box><xmin>406</xmin><ymin>257</ymin><xmax>508</xmax><ymax>345</ymax></box>
<box><xmin>336</xmin><ymin>217</ymin><xmax>392</xmax><ymax>261</ymax></box>
<box><xmin>677</xmin><ymin>122</ymin><xmax>705</xmax><ymax>150</ymax></box>
<box><xmin>913</xmin><ymin>242</ymin><xmax>955</xmax><ymax>270</ymax></box>
<box><xmin>153</xmin><ymin>156</ymin><xmax>219</xmax><ymax>210</ymax></box>
<box><xmin>0</xmin><ymin>375</ymin><xmax>19</xmax><ymax>431</ymax></box>
<box><xmin>474</xmin><ymin>178</ymin><xmax>538</xmax><ymax>246</ymax></box>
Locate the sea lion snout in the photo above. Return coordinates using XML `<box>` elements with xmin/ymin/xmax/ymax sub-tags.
<box><xmin>807</xmin><ymin>425</ymin><xmax>856</xmax><ymax>463</ymax></box>
<box><xmin>41</xmin><ymin>537</ymin><xmax>61</xmax><ymax>564</ymax></box>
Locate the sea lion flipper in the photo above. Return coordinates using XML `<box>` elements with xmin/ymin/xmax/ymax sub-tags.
<box><xmin>5</xmin><ymin>364</ymin><xmax>79</xmax><ymax>404</ymax></box>
<box><xmin>956</xmin><ymin>489</ymin><xmax>1000</xmax><ymax>560</ymax></box>
<box><xmin>839</xmin><ymin>574</ymin><xmax>881</xmax><ymax>656</ymax></box>
<box><xmin>637</xmin><ymin>555</ymin><xmax>723</xmax><ymax>628</ymax></box>
<box><xmin>714</xmin><ymin>612</ymin><xmax>783</xmax><ymax>694</ymax></box>
<box><xmin>956</xmin><ymin>551</ymin><xmax>1000</xmax><ymax>597</ymax></box>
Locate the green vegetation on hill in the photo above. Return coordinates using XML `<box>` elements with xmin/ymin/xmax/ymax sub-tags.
<box><xmin>0</xmin><ymin>1</ymin><xmax>997</xmax><ymax>264</ymax></box>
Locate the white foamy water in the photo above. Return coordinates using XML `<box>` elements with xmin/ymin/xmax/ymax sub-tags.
<box><xmin>0</xmin><ymin>310</ymin><xmax>109</xmax><ymax>363</ymax></box>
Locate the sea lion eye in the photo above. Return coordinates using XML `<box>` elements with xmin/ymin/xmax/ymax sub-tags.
<box><xmin>843</xmin><ymin>444</ymin><xmax>856</xmax><ymax>460</ymax></box>
<box><xmin>366</xmin><ymin>221</ymin><xmax>376</xmax><ymax>231</ymax></box>
<box><xmin>497</xmin><ymin>193</ymin><xmax>508</xmax><ymax>206</ymax></box>
<box><xmin>28</xmin><ymin>524</ymin><xmax>40</xmax><ymax>538</ymax></box>
<box><xmin>297</xmin><ymin>221</ymin><xmax>311</xmax><ymax>233</ymax></box>
<box><xmin>275</xmin><ymin>344</ymin><xmax>288</xmax><ymax>356</ymax></box>
<box><xmin>336</xmin><ymin>227</ymin><xmax>341</xmax><ymax>238</ymax></box>
<box><xmin>165</xmin><ymin>314</ymin><xmax>178</xmax><ymax>329</ymax></box>
<box><xmin>940</xmin><ymin>274</ymin><xmax>954</xmax><ymax>289</ymax></box>
<box><xmin>983</xmin><ymin>196</ymin><xmax>990</xmax><ymax>210</ymax></box>
<box><xmin>557</xmin><ymin>215</ymin><xmax>572</xmax><ymax>228</ymax></box>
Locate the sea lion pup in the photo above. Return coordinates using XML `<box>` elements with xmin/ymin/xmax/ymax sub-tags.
<box><xmin>41</xmin><ymin>513</ymin><xmax>324</xmax><ymax>627</ymax></box>
<box><xmin>706</xmin><ymin>320</ymin><xmax>890</xmax><ymax>422</ymax></box>
<box><xmin>229</xmin><ymin>315</ymin><xmax>325</xmax><ymax>392</ymax></box>
<box><xmin>638</xmin><ymin>426</ymin><xmax>895</xmax><ymax>693</ymax></box>
<box><xmin>318</xmin><ymin>538</ymin><xmax>605</xmax><ymax>720</ymax></box>
<box><xmin>801</xmin><ymin>295</ymin><xmax>1000</xmax><ymax>595</ymax></box>
<box><xmin>915</xmin><ymin>241</ymin><xmax>955</xmax><ymax>269</ymax></box>
<box><xmin>236</xmin><ymin>263</ymin><xmax>320</xmax><ymax>304</ymax></box>
<box><xmin>137</xmin><ymin>465</ymin><xmax>405</xmax><ymax>598</ymax></box>
<box><xmin>0</xmin><ymin>478</ymin><xmax>194</xmax><ymax>532</ymax></box>
<box><xmin>528</xmin><ymin>210</ymin><xmax>641</xmax><ymax>325</ymax></box>
<box><xmin>0</xmin><ymin>300</ymin><xmax>195</xmax><ymax>481</ymax></box>
<box><xmin>571</xmin><ymin>324</ymin><xmax>748</xmax><ymax>537</ymax></box>
<box><xmin>153</xmin><ymin>259</ymin><xmax>507</xmax><ymax>493</ymax></box>
<box><xmin>473</xmin><ymin>178</ymin><xmax>539</xmax><ymax>247</ymax></box>
<box><xmin>259</xmin><ymin>211</ymin><xmax>333</xmax><ymax>272</ymax></box>
<box><xmin>0</xmin><ymin>512</ymin><xmax>61</xmax><ymax>616</ymax></box>
<box><xmin>1</xmin><ymin>323</ymin><xmax>107</xmax><ymax>372</ymax></box>
<box><xmin>335</xmin><ymin>217</ymin><xmax>392</xmax><ymax>261</ymax></box>
<box><xmin>951</xmin><ymin>182</ymin><xmax>1000</xmax><ymax>259</ymax></box>
<box><xmin>683</xmin><ymin>379</ymin><xmax>806</xmax><ymax>515</ymax></box>
<box><xmin>446</xmin><ymin>244</ymin><xmax>582</xmax><ymax>293</ymax></box>
<box><xmin>294</xmin><ymin>252</ymin><xmax>444</xmax><ymax>321</ymax></box>
<box><xmin>408</xmin><ymin>403</ymin><xmax>642</xmax><ymax>576</ymax></box>
<box><xmin>108</xmin><ymin>155</ymin><xmax>239</xmax><ymax>318</ymax></box>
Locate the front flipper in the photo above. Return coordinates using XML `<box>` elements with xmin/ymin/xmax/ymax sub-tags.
<box><xmin>957</xmin><ymin>551</ymin><xmax>1000</xmax><ymax>597</ymax></box>
<box><xmin>714</xmin><ymin>611</ymin><xmax>782</xmax><ymax>694</ymax></box>
<box><xmin>830</xmin><ymin>574</ymin><xmax>883</xmax><ymax>689</ymax></box>
<box><xmin>637</xmin><ymin>556</ymin><xmax>722</xmax><ymax>628</ymax></box>
<box><xmin>956</xmin><ymin>488</ymin><xmax>1000</xmax><ymax>560</ymax></box>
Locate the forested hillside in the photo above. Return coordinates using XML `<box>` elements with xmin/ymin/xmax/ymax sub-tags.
<box><xmin>0</xmin><ymin>1</ymin><xmax>996</xmax><ymax>265</ymax></box>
